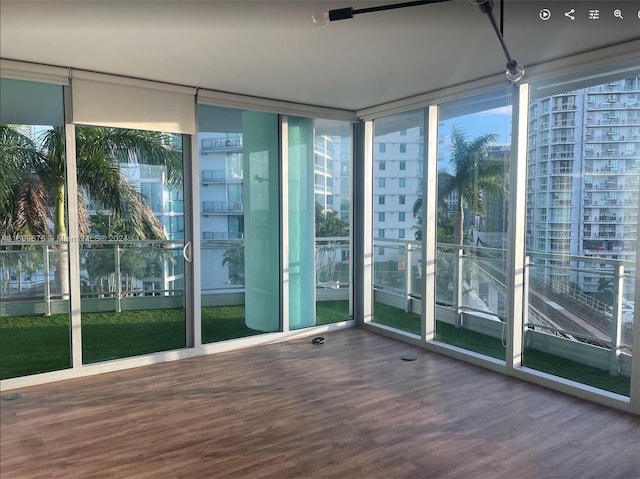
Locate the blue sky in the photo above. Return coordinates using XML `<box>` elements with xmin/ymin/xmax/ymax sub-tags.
<box><xmin>438</xmin><ymin>106</ymin><xmax>512</xmax><ymax>170</ymax></box>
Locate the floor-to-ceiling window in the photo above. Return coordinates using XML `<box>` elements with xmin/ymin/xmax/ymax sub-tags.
<box><xmin>68</xmin><ymin>72</ymin><xmax>196</xmax><ymax>364</ymax></box>
<box><xmin>371</xmin><ymin>110</ymin><xmax>424</xmax><ymax>334</ymax></box>
<box><xmin>434</xmin><ymin>90</ymin><xmax>512</xmax><ymax>360</ymax></box>
<box><xmin>1</xmin><ymin>67</ymin><xmax>357</xmax><ymax>383</ymax></box>
<box><xmin>288</xmin><ymin>117</ymin><xmax>352</xmax><ymax>330</ymax></box>
<box><xmin>0</xmin><ymin>77</ymin><xmax>72</xmax><ymax>378</ymax></box>
<box><xmin>77</xmin><ymin>126</ymin><xmax>187</xmax><ymax>363</ymax></box>
<box><xmin>197</xmin><ymin>105</ymin><xmax>280</xmax><ymax>342</ymax></box>
<box><xmin>1</xmin><ymin>51</ymin><xmax>639</xmax><ymax>414</ymax></box>
<box><xmin>523</xmin><ymin>72</ymin><xmax>639</xmax><ymax>396</ymax></box>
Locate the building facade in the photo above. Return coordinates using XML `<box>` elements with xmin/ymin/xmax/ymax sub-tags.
<box><xmin>527</xmin><ymin>76</ymin><xmax>639</xmax><ymax>298</ymax></box>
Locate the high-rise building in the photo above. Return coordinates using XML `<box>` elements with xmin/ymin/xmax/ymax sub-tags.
<box><xmin>373</xmin><ymin>126</ymin><xmax>424</xmax><ymax>244</ymax></box>
<box><xmin>527</xmin><ymin>76</ymin><xmax>639</xmax><ymax>297</ymax></box>
<box><xmin>199</xmin><ymin>132</ymin><xmax>244</xmax><ymax>241</ymax></box>
<box><xmin>197</xmin><ymin>129</ymin><xmax>352</xmax><ymax>290</ymax></box>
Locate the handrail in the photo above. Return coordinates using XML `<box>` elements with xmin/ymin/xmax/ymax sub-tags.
<box><xmin>524</xmin><ymin>322</ymin><xmax>612</xmax><ymax>348</ymax></box>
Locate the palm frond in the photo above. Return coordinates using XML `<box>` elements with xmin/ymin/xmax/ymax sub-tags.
<box><xmin>77</xmin><ymin>126</ymin><xmax>182</xmax><ymax>187</ymax></box>
<box><xmin>37</xmin><ymin>127</ymin><xmax>66</xmax><ymax>187</ymax></box>
<box><xmin>4</xmin><ymin>124</ymin><xmax>178</xmax><ymax>244</ymax></box>
<box><xmin>411</xmin><ymin>197</ymin><xmax>422</xmax><ymax>218</ymax></box>
<box><xmin>12</xmin><ymin>173</ymin><xmax>50</xmax><ymax>237</ymax></box>
<box><xmin>0</xmin><ymin>125</ymin><xmax>44</xmax><ymax>218</ymax></box>
<box><xmin>77</xmin><ymin>191</ymin><xmax>91</xmax><ymax>239</ymax></box>
<box><xmin>99</xmin><ymin>183</ymin><xmax>166</xmax><ymax>241</ymax></box>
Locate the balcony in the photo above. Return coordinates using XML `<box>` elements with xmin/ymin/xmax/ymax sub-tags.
<box><xmin>0</xmin><ymin>224</ymin><xmax>637</xmax><ymax>434</ymax></box>
<box><xmin>589</xmin><ymin>102</ymin><xmax>640</xmax><ymax>110</ymax></box>
<box><xmin>588</xmin><ymin>82</ymin><xmax>640</xmax><ymax>94</ymax></box>
<box><xmin>551</xmin><ymin>182</ymin><xmax>572</xmax><ymax>191</ymax></box>
<box><xmin>552</xmin><ymin>105</ymin><xmax>577</xmax><ymax>111</ymax></box>
<box><xmin>1</xmin><ymin>237</ymin><xmax>353</xmax><ymax>375</ymax></box>
<box><xmin>201</xmin><ymin>169</ymin><xmax>244</xmax><ymax>185</ymax></box>
<box><xmin>551</xmin><ymin>137</ymin><xmax>574</xmax><ymax>144</ymax></box>
<box><xmin>551</xmin><ymin>168</ymin><xmax>572</xmax><ymax>175</ymax></box>
<box><xmin>202</xmin><ymin>201</ymin><xmax>244</xmax><ymax>215</ymax></box>
<box><xmin>585</xmin><ymin>152</ymin><xmax>626</xmax><ymax>159</ymax></box>
<box><xmin>368</xmin><ymin>241</ymin><xmax>634</xmax><ymax>393</ymax></box>
<box><xmin>595</xmin><ymin>216</ymin><xmax>618</xmax><ymax>222</ymax></box>
<box><xmin>551</xmin><ymin>121</ymin><xmax>575</xmax><ymax>128</ymax></box>
<box><xmin>549</xmin><ymin>153</ymin><xmax>574</xmax><ymax>160</ymax></box>
<box><xmin>586</xmin><ymin>118</ymin><xmax>640</xmax><ymax>126</ymax></box>
<box><xmin>200</xmin><ymin>135</ymin><xmax>243</xmax><ymax>152</ymax></box>
<box><xmin>202</xmin><ymin>231</ymin><xmax>243</xmax><ymax>240</ymax></box>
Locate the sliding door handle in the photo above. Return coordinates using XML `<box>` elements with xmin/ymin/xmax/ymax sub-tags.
<box><xmin>182</xmin><ymin>242</ymin><xmax>193</xmax><ymax>263</ymax></box>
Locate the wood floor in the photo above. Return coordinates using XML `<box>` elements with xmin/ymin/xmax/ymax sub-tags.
<box><xmin>2</xmin><ymin>329</ymin><xmax>640</xmax><ymax>479</ymax></box>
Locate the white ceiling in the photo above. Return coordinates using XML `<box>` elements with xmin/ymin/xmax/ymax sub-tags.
<box><xmin>1</xmin><ymin>0</ymin><xmax>639</xmax><ymax>112</ymax></box>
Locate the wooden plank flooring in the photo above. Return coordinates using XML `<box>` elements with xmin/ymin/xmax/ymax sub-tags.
<box><xmin>2</xmin><ymin>329</ymin><xmax>640</xmax><ymax>479</ymax></box>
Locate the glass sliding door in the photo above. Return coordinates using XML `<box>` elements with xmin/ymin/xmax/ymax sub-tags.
<box><xmin>287</xmin><ymin>117</ymin><xmax>316</xmax><ymax>329</ymax></box>
<box><xmin>371</xmin><ymin>110</ymin><xmax>424</xmax><ymax>335</ymax></box>
<box><xmin>77</xmin><ymin>126</ymin><xmax>187</xmax><ymax>363</ymax></box>
<box><xmin>0</xmin><ymin>78</ymin><xmax>72</xmax><ymax>378</ymax></box>
<box><xmin>435</xmin><ymin>90</ymin><xmax>512</xmax><ymax>360</ymax></box>
<box><xmin>197</xmin><ymin>105</ymin><xmax>280</xmax><ymax>342</ymax></box>
<box><xmin>524</xmin><ymin>73</ymin><xmax>639</xmax><ymax>395</ymax></box>
<box><xmin>288</xmin><ymin>117</ymin><xmax>352</xmax><ymax>330</ymax></box>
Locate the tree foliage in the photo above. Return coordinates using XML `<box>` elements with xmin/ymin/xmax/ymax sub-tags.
<box><xmin>412</xmin><ymin>126</ymin><xmax>505</xmax><ymax>245</ymax></box>
<box><xmin>0</xmin><ymin>125</ymin><xmax>181</xmax><ymax>241</ymax></box>
<box><xmin>315</xmin><ymin>202</ymin><xmax>348</xmax><ymax>237</ymax></box>
<box><xmin>1</xmin><ymin>124</ymin><xmax>182</xmax><ymax>296</ymax></box>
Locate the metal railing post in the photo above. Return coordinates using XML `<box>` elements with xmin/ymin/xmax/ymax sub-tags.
<box><xmin>454</xmin><ymin>248</ymin><xmax>464</xmax><ymax>328</ymax></box>
<box><xmin>405</xmin><ymin>244</ymin><xmax>412</xmax><ymax>313</ymax></box>
<box><xmin>115</xmin><ymin>246</ymin><xmax>122</xmax><ymax>313</ymax></box>
<box><xmin>522</xmin><ymin>256</ymin><xmax>530</xmax><ymax>346</ymax></box>
<box><xmin>44</xmin><ymin>246</ymin><xmax>51</xmax><ymax>316</ymax></box>
<box><xmin>609</xmin><ymin>264</ymin><xmax>625</xmax><ymax>375</ymax></box>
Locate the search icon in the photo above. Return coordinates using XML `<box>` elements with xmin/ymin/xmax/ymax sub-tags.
<box><xmin>613</xmin><ymin>8</ymin><xmax>623</xmax><ymax>19</ymax></box>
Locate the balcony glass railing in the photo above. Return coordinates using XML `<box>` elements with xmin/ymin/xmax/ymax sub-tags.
<box><xmin>201</xmin><ymin>169</ymin><xmax>243</xmax><ymax>183</ymax></box>
<box><xmin>200</xmin><ymin>135</ymin><xmax>243</xmax><ymax>151</ymax></box>
<box><xmin>202</xmin><ymin>201</ymin><xmax>244</xmax><ymax>213</ymax></box>
<box><xmin>373</xmin><ymin>239</ymin><xmax>422</xmax><ymax>300</ymax></box>
<box><xmin>2</xmin><ymin>239</ymin><xmax>351</xmax><ymax>310</ymax></box>
<box><xmin>2</xmin><ymin>237</ymin><xmax>353</xmax><ymax>377</ymax></box>
<box><xmin>367</xmin><ymin>239</ymin><xmax>634</xmax><ymax>393</ymax></box>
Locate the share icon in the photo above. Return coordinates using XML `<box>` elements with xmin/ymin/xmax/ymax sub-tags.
<box><xmin>565</xmin><ymin>8</ymin><xmax>576</xmax><ymax>20</ymax></box>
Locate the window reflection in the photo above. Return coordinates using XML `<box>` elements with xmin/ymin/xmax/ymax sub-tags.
<box><xmin>372</xmin><ymin>110</ymin><xmax>424</xmax><ymax>335</ymax></box>
<box><xmin>1</xmin><ymin>78</ymin><xmax>71</xmax><ymax>378</ymax></box>
<box><xmin>523</xmin><ymin>74</ymin><xmax>639</xmax><ymax>395</ymax></box>
<box><xmin>435</xmin><ymin>91</ymin><xmax>512</xmax><ymax>359</ymax></box>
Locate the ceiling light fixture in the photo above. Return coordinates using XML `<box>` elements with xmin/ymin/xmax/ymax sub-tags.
<box><xmin>312</xmin><ymin>0</ymin><xmax>524</xmax><ymax>83</ymax></box>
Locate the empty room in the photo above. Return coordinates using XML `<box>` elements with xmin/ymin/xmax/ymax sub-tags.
<box><xmin>1</xmin><ymin>1</ymin><xmax>640</xmax><ymax>477</ymax></box>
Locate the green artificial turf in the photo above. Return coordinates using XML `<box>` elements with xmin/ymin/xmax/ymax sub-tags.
<box><xmin>0</xmin><ymin>301</ymin><xmax>631</xmax><ymax>396</ymax></box>
<box><xmin>201</xmin><ymin>304</ymin><xmax>261</xmax><ymax>343</ymax></box>
<box><xmin>0</xmin><ymin>313</ymin><xmax>72</xmax><ymax>378</ymax></box>
<box><xmin>523</xmin><ymin>348</ymin><xmax>630</xmax><ymax>396</ymax></box>
<box><xmin>435</xmin><ymin>321</ymin><xmax>506</xmax><ymax>360</ymax></box>
<box><xmin>1</xmin><ymin>301</ymin><xmax>350</xmax><ymax>379</ymax></box>
<box><xmin>82</xmin><ymin>309</ymin><xmax>186</xmax><ymax>363</ymax></box>
<box><xmin>372</xmin><ymin>302</ymin><xmax>421</xmax><ymax>335</ymax></box>
<box><xmin>371</xmin><ymin>303</ymin><xmax>506</xmax><ymax>359</ymax></box>
<box><xmin>315</xmin><ymin>300</ymin><xmax>350</xmax><ymax>325</ymax></box>
<box><xmin>371</xmin><ymin>302</ymin><xmax>630</xmax><ymax>396</ymax></box>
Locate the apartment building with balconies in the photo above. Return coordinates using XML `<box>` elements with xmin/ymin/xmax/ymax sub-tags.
<box><xmin>527</xmin><ymin>76</ymin><xmax>639</xmax><ymax>297</ymax></box>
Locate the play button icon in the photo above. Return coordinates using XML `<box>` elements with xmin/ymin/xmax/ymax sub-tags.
<box><xmin>539</xmin><ymin>8</ymin><xmax>551</xmax><ymax>20</ymax></box>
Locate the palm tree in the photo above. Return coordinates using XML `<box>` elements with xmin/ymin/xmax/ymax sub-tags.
<box><xmin>412</xmin><ymin>126</ymin><xmax>505</xmax><ymax>245</ymax></box>
<box><xmin>222</xmin><ymin>247</ymin><xmax>245</xmax><ymax>285</ymax></box>
<box><xmin>315</xmin><ymin>202</ymin><xmax>348</xmax><ymax>284</ymax></box>
<box><xmin>1</xmin><ymin>124</ymin><xmax>182</xmax><ymax>296</ymax></box>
